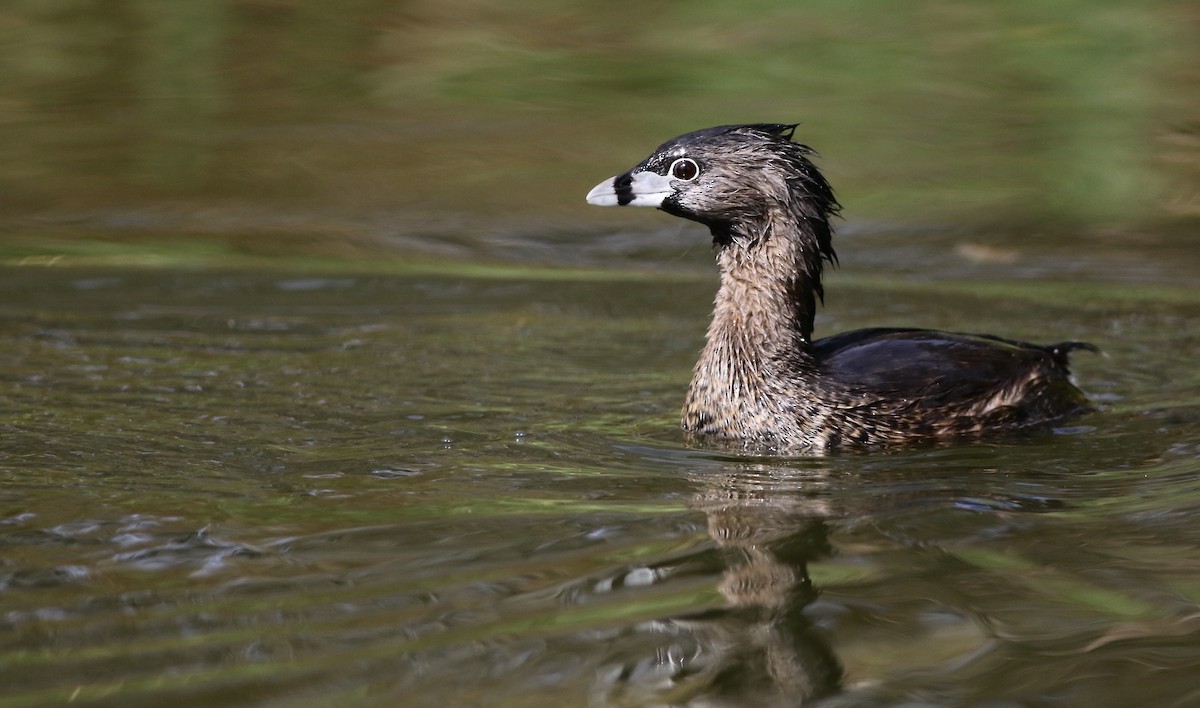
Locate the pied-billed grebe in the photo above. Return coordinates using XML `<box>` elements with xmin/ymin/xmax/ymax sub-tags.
<box><xmin>586</xmin><ymin>123</ymin><xmax>1095</xmax><ymax>453</ymax></box>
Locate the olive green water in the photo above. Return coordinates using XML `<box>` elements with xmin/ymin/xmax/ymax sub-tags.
<box><xmin>4</xmin><ymin>2</ymin><xmax>1200</xmax><ymax>706</ymax></box>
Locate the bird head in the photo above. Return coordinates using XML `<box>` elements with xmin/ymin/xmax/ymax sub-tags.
<box><xmin>586</xmin><ymin>124</ymin><xmax>839</xmax><ymax>252</ymax></box>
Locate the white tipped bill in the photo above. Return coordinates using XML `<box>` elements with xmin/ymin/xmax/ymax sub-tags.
<box><xmin>585</xmin><ymin>171</ymin><xmax>674</xmax><ymax>207</ymax></box>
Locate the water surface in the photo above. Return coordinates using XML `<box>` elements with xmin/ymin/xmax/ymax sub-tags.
<box><xmin>3</xmin><ymin>0</ymin><xmax>1200</xmax><ymax>705</ymax></box>
<box><xmin>3</xmin><ymin>228</ymin><xmax>1199</xmax><ymax>705</ymax></box>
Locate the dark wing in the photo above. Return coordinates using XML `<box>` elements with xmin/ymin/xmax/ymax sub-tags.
<box><xmin>812</xmin><ymin>328</ymin><xmax>1093</xmax><ymax>420</ymax></box>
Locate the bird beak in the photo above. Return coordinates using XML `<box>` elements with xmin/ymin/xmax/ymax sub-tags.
<box><xmin>586</xmin><ymin>170</ymin><xmax>674</xmax><ymax>208</ymax></box>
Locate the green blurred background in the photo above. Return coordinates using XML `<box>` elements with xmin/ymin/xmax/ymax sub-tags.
<box><xmin>2</xmin><ymin>0</ymin><xmax>1197</xmax><ymax>268</ymax></box>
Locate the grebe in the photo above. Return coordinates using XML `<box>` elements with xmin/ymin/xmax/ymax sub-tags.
<box><xmin>586</xmin><ymin>123</ymin><xmax>1095</xmax><ymax>453</ymax></box>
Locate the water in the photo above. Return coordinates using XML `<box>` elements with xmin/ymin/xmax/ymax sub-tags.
<box><xmin>3</xmin><ymin>227</ymin><xmax>1199</xmax><ymax>705</ymax></box>
<box><xmin>3</xmin><ymin>0</ymin><xmax>1200</xmax><ymax>705</ymax></box>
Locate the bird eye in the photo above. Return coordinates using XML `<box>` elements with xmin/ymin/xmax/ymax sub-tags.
<box><xmin>670</xmin><ymin>158</ymin><xmax>699</xmax><ymax>181</ymax></box>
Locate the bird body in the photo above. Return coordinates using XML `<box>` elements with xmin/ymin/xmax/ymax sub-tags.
<box><xmin>586</xmin><ymin>124</ymin><xmax>1094</xmax><ymax>453</ymax></box>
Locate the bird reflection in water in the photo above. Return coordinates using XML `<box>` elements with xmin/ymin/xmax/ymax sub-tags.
<box><xmin>594</xmin><ymin>462</ymin><xmax>841</xmax><ymax>706</ymax></box>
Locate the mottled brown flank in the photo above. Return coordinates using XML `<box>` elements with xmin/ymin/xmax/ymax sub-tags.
<box><xmin>608</xmin><ymin>124</ymin><xmax>1094</xmax><ymax>454</ymax></box>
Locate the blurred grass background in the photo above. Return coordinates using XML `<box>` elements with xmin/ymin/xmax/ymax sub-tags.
<box><xmin>1</xmin><ymin>0</ymin><xmax>1197</xmax><ymax>268</ymax></box>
